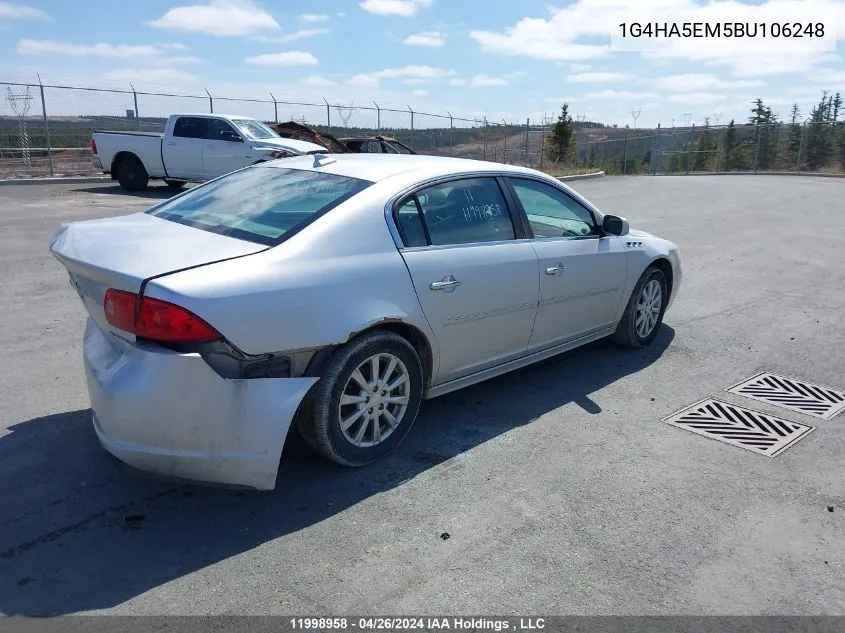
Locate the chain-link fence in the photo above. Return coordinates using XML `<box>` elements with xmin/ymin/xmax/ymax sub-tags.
<box><xmin>3</xmin><ymin>81</ymin><xmax>845</xmax><ymax>179</ymax></box>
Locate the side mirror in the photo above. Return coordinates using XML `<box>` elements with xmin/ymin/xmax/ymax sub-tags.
<box><xmin>601</xmin><ymin>214</ymin><xmax>630</xmax><ymax>236</ymax></box>
<box><xmin>220</xmin><ymin>130</ymin><xmax>242</xmax><ymax>142</ymax></box>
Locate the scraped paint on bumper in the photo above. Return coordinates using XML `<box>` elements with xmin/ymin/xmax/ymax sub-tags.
<box><xmin>83</xmin><ymin>318</ymin><xmax>317</xmax><ymax>490</ymax></box>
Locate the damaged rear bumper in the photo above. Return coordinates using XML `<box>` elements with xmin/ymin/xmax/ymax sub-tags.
<box><xmin>83</xmin><ymin>317</ymin><xmax>317</xmax><ymax>490</ymax></box>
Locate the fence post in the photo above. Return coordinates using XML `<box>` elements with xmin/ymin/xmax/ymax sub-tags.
<box><xmin>204</xmin><ymin>88</ymin><xmax>213</xmax><ymax>113</ymax></box>
<box><xmin>503</xmin><ymin>122</ymin><xmax>508</xmax><ymax>163</ymax></box>
<box><xmin>622</xmin><ymin>130</ymin><xmax>629</xmax><ymax>175</ymax></box>
<box><xmin>796</xmin><ymin>121</ymin><xmax>806</xmax><ymax>172</ymax></box>
<box><xmin>407</xmin><ymin>105</ymin><xmax>414</xmax><ymax>149</ymax></box>
<box><xmin>323</xmin><ymin>98</ymin><xmax>331</xmax><ymax>129</ymax></box>
<box><xmin>523</xmin><ymin>118</ymin><xmax>530</xmax><ymax>166</ymax></box>
<box><xmin>130</xmin><ymin>82</ymin><xmax>140</xmax><ymax>131</ymax></box>
<box><xmin>37</xmin><ymin>77</ymin><xmax>53</xmax><ymax>177</ymax></box>
<box><xmin>539</xmin><ymin>116</ymin><xmax>546</xmax><ymax>170</ymax></box>
<box><xmin>270</xmin><ymin>92</ymin><xmax>278</xmax><ymax>123</ymax></box>
<box><xmin>373</xmin><ymin>101</ymin><xmax>380</xmax><ymax>132</ymax></box>
<box><xmin>686</xmin><ymin>123</ymin><xmax>694</xmax><ymax>174</ymax></box>
<box><xmin>651</xmin><ymin>123</ymin><xmax>661</xmax><ymax>175</ymax></box>
<box><xmin>447</xmin><ymin>118</ymin><xmax>452</xmax><ymax>155</ymax></box>
<box><xmin>482</xmin><ymin>117</ymin><xmax>488</xmax><ymax>160</ymax></box>
<box><xmin>754</xmin><ymin>123</ymin><xmax>761</xmax><ymax>172</ymax></box>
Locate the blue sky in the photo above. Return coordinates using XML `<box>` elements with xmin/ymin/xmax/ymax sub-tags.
<box><xmin>2</xmin><ymin>0</ymin><xmax>845</xmax><ymax>127</ymax></box>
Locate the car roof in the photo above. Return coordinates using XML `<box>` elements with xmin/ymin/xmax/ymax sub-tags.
<box><xmin>260</xmin><ymin>153</ymin><xmax>542</xmax><ymax>182</ymax></box>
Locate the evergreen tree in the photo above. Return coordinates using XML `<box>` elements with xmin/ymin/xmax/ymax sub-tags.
<box><xmin>724</xmin><ymin>120</ymin><xmax>740</xmax><ymax>170</ymax></box>
<box><xmin>546</xmin><ymin>104</ymin><xmax>576</xmax><ymax>165</ymax></box>
<box><xmin>788</xmin><ymin>104</ymin><xmax>803</xmax><ymax>164</ymax></box>
<box><xmin>805</xmin><ymin>92</ymin><xmax>833</xmax><ymax>170</ymax></box>
<box><xmin>694</xmin><ymin>118</ymin><xmax>717</xmax><ymax>171</ymax></box>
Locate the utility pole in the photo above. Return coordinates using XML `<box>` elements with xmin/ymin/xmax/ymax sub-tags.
<box><xmin>713</xmin><ymin>112</ymin><xmax>723</xmax><ymax>125</ymax></box>
<box><xmin>682</xmin><ymin>112</ymin><xmax>692</xmax><ymax>127</ymax></box>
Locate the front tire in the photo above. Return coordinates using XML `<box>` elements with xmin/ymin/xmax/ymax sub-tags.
<box><xmin>301</xmin><ymin>331</ymin><xmax>424</xmax><ymax>466</ymax></box>
<box><xmin>611</xmin><ymin>266</ymin><xmax>668</xmax><ymax>348</ymax></box>
<box><xmin>115</xmin><ymin>155</ymin><xmax>149</xmax><ymax>191</ymax></box>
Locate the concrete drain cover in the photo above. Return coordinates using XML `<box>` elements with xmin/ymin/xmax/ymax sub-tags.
<box><xmin>663</xmin><ymin>398</ymin><xmax>814</xmax><ymax>456</ymax></box>
<box><xmin>727</xmin><ymin>372</ymin><xmax>845</xmax><ymax>420</ymax></box>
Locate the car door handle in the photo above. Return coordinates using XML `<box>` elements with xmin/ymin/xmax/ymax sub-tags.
<box><xmin>166</xmin><ymin>142</ymin><xmax>177</xmax><ymax>146</ymax></box>
<box><xmin>545</xmin><ymin>263</ymin><xmax>567</xmax><ymax>275</ymax></box>
<box><xmin>430</xmin><ymin>277</ymin><xmax>461</xmax><ymax>291</ymax></box>
<box><xmin>204</xmin><ymin>144</ymin><xmax>215</xmax><ymax>149</ymax></box>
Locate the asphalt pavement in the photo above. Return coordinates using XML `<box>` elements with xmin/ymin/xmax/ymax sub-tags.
<box><xmin>0</xmin><ymin>176</ymin><xmax>842</xmax><ymax>616</ymax></box>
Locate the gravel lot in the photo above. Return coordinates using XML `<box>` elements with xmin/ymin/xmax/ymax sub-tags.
<box><xmin>0</xmin><ymin>175</ymin><xmax>843</xmax><ymax>616</ymax></box>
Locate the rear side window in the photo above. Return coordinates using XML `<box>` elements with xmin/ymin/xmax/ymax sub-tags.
<box><xmin>173</xmin><ymin>117</ymin><xmax>208</xmax><ymax>139</ymax></box>
<box><xmin>147</xmin><ymin>167</ymin><xmax>372</xmax><ymax>246</ymax></box>
<box><xmin>395</xmin><ymin>177</ymin><xmax>515</xmax><ymax>247</ymax></box>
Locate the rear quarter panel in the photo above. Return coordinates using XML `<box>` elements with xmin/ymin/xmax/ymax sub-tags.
<box><xmin>144</xmin><ymin>182</ymin><xmax>439</xmax><ymax>369</ymax></box>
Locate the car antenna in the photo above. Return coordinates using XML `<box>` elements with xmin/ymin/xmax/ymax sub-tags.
<box><xmin>313</xmin><ymin>153</ymin><xmax>336</xmax><ymax>167</ymax></box>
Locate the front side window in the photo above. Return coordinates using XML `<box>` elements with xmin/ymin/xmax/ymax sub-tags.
<box><xmin>207</xmin><ymin>119</ymin><xmax>240</xmax><ymax>141</ymax></box>
<box><xmin>396</xmin><ymin>177</ymin><xmax>515</xmax><ymax>247</ymax></box>
<box><xmin>509</xmin><ymin>178</ymin><xmax>597</xmax><ymax>238</ymax></box>
<box><xmin>173</xmin><ymin>117</ymin><xmax>208</xmax><ymax>139</ymax></box>
<box><xmin>231</xmin><ymin>119</ymin><xmax>278</xmax><ymax>140</ymax></box>
<box><xmin>147</xmin><ymin>167</ymin><xmax>372</xmax><ymax>246</ymax></box>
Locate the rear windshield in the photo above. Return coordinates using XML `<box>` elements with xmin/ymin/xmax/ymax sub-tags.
<box><xmin>146</xmin><ymin>166</ymin><xmax>372</xmax><ymax>246</ymax></box>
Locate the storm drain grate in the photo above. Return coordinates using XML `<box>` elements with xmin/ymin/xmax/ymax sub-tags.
<box><xmin>727</xmin><ymin>372</ymin><xmax>845</xmax><ymax>420</ymax></box>
<box><xmin>663</xmin><ymin>398</ymin><xmax>814</xmax><ymax>456</ymax></box>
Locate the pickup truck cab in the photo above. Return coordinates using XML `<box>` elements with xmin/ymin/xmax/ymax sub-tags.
<box><xmin>92</xmin><ymin>113</ymin><xmax>329</xmax><ymax>191</ymax></box>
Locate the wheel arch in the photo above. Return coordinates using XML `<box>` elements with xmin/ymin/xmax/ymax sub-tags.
<box><xmin>305</xmin><ymin>319</ymin><xmax>435</xmax><ymax>392</ymax></box>
<box><xmin>111</xmin><ymin>150</ymin><xmax>145</xmax><ymax>174</ymax></box>
<box><xmin>649</xmin><ymin>257</ymin><xmax>674</xmax><ymax>301</ymax></box>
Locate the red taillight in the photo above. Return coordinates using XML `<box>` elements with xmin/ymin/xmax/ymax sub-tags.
<box><xmin>104</xmin><ymin>289</ymin><xmax>220</xmax><ymax>343</ymax></box>
<box><xmin>90</xmin><ymin>137</ymin><xmax>97</xmax><ymax>154</ymax></box>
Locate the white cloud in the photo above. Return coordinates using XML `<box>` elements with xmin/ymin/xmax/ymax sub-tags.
<box><xmin>470</xmin><ymin>0</ymin><xmax>845</xmax><ymax>76</ymax></box>
<box><xmin>805</xmin><ymin>69</ymin><xmax>845</xmax><ymax>87</ymax></box>
<box><xmin>161</xmin><ymin>43</ymin><xmax>188</xmax><ymax>51</ymax></box>
<box><xmin>471</xmin><ymin>74</ymin><xmax>508</xmax><ymax>87</ymax></box>
<box><xmin>412</xmin><ymin>89</ymin><xmax>428</xmax><ymax>96</ymax></box>
<box><xmin>449</xmin><ymin>78</ymin><xmax>466</xmax><ymax>86</ymax></box>
<box><xmin>348</xmin><ymin>64</ymin><xmax>453</xmax><ymax>87</ymax></box>
<box><xmin>566</xmin><ymin>72</ymin><xmax>629</xmax><ymax>83</ymax></box>
<box><xmin>250</xmin><ymin>29</ymin><xmax>330</xmax><ymax>43</ymax></box>
<box><xmin>666</xmin><ymin>92</ymin><xmax>728</xmax><ymax>104</ymax></box>
<box><xmin>18</xmin><ymin>39</ymin><xmax>162</xmax><ymax>58</ymax></box>
<box><xmin>300</xmin><ymin>13</ymin><xmax>329</xmax><ymax>22</ymax></box>
<box><xmin>583</xmin><ymin>90</ymin><xmax>660</xmax><ymax>101</ymax></box>
<box><xmin>404</xmin><ymin>31</ymin><xmax>446</xmax><ymax>47</ymax></box>
<box><xmin>651</xmin><ymin>73</ymin><xmax>765</xmax><ymax>92</ymax></box>
<box><xmin>302</xmin><ymin>75</ymin><xmax>336</xmax><ymax>87</ymax></box>
<box><xmin>359</xmin><ymin>0</ymin><xmax>432</xmax><ymax>17</ymax></box>
<box><xmin>0</xmin><ymin>1</ymin><xmax>50</xmax><ymax>20</ymax></box>
<box><xmin>246</xmin><ymin>51</ymin><xmax>318</xmax><ymax>66</ymax></box>
<box><xmin>102</xmin><ymin>68</ymin><xmax>199</xmax><ymax>85</ymax></box>
<box><xmin>148</xmin><ymin>0</ymin><xmax>280</xmax><ymax>37</ymax></box>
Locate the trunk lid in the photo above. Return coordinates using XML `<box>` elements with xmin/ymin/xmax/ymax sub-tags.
<box><xmin>50</xmin><ymin>212</ymin><xmax>266</xmax><ymax>338</ymax></box>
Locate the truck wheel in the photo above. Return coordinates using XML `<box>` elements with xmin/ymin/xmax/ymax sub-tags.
<box><xmin>164</xmin><ymin>179</ymin><xmax>186</xmax><ymax>190</ymax></box>
<box><xmin>116</xmin><ymin>156</ymin><xmax>149</xmax><ymax>191</ymax></box>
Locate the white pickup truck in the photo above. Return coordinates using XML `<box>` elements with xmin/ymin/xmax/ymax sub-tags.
<box><xmin>91</xmin><ymin>113</ymin><xmax>329</xmax><ymax>191</ymax></box>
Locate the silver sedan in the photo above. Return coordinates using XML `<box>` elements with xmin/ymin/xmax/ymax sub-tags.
<box><xmin>50</xmin><ymin>154</ymin><xmax>681</xmax><ymax>490</ymax></box>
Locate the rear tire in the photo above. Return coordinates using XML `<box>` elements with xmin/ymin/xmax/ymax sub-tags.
<box><xmin>611</xmin><ymin>266</ymin><xmax>668</xmax><ymax>348</ymax></box>
<box><xmin>115</xmin><ymin>155</ymin><xmax>149</xmax><ymax>191</ymax></box>
<box><xmin>300</xmin><ymin>331</ymin><xmax>424</xmax><ymax>467</ymax></box>
<box><xmin>164</xmin><ymin>179</ymin><xmax>186</xmax><ymax>190</ymax></box>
